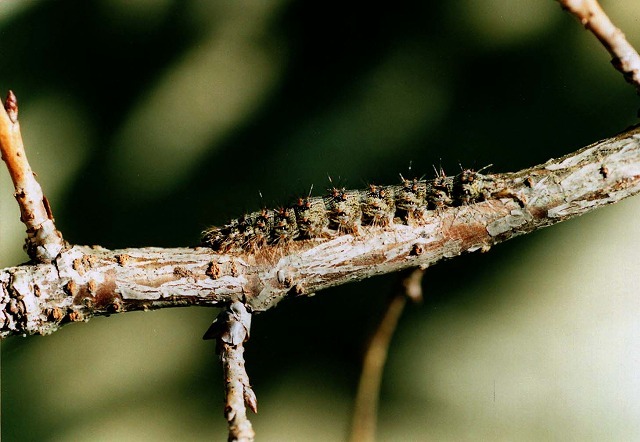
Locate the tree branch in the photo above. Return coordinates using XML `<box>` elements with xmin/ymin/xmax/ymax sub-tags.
<box><xmin>204</xmin><ymin>301</ymin><xmax>256</xmax><ymax>442</ymax></box>
<box><xmin>349</xmin><ymin>268</ymin><xmax>424</xmax><ymax>442</ymax></box>
<box><xmin>2</xmin><ymin>124</ymin><xmax>640</xmax><ymax>338</ymax></box>
<box><xmin>558</xmin><ymin>0</ymin><xmax>640</xmax><ymax>92</ymax></box>
<box><xmin>0</xmin><ymin>91</ymin><xmax>65</xmax><ymax>262</ymax></box>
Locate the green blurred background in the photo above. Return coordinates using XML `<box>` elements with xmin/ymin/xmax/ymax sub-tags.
<box><xmin>2</xmin><ymin>0</ymin><xmax>640</xmax><ymax>440</ymax></box>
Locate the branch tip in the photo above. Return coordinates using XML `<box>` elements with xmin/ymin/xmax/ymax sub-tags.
<box><xmin>4</xmin><ymin>90</ymin><xmax>18</xmax><ymax>123</ymax></box>
<box><xmin>402</xmin><ymin>268</ymin><xmax>425</xmax><ymax>303</ymax></box>
<box><xmin>244</xmin><ymin>385</ymin><xmax>258</xmax><ymax>414</ymax></box>
<box><xmin>558</xmin><ymin>0</ymin><xmax>640</xmax><ymax>95</ymax></box>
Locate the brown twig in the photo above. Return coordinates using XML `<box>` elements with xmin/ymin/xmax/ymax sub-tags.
<box><xmin>204</xmin><ymin>301</ymin><xmax>257</xmax><ymax>442</ymax></box>
<box><xmin>0</xmin><ymin>90</ymin><xmax>65</xmax><ymax>262</ymax></box>
<box><xmin>558</xmin><ymin>0</ymin><xmax>640</xmax><ymax>93</ymax></box>
<box><xmin>349</xmin><ymin>268</ymin><xmax>424</xmax><ymax>442</ymax></box>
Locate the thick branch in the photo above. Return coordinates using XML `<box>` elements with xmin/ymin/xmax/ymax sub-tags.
<box><xmin>2</xmin><ymin>126</ymin><xmax>640</xmax><ymax>338</ymax></box>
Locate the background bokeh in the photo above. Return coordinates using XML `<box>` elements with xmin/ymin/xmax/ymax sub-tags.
<box><xmin>2</xmin><ymin>0</ymin><xmax>640</xmax><ymax>440</ymax></box>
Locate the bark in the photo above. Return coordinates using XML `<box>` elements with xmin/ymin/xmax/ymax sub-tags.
<box><xmin>559</xmin><ymin>0</ymin><xmax>640</xmax><ymax>92</ymax></box>
<box><xmin>0</xmin><ymin>91</ymin><xmax>65</xmax><ymax>263</ymax></box>
<box><xmin>2</xmin><ymin>125</ymin><xmax>640</xmax><ymax>338</ymax></box>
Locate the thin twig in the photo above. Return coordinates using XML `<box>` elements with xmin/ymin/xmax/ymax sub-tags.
<box><xmin>204</xmin><ymin>301</ymin><xmax>257</xmax><ymax>442</ymax></box>
<box><xmin>558</xmin><ymin>0</ymin><xmax>640</xmax><ymax>93</ymax></box>
<box><xmin>349</xmin><ymin>268</ymin><xmax>424</xmax><ymax>442</ymax></box>
<box><xmin>0</xmin><ymin>90</ymin><xmax>65</xmax><ymax>262</ymax></box>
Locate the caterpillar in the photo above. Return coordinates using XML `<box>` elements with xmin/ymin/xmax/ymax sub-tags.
<box><xmin>202</xmin><ymin>167</ymin><xmax>496</xmax><ymax>253</ymax></box>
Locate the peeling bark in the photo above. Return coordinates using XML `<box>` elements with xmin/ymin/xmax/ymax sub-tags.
<box><xmin>2</xmin><ymin>125</ymin><xmax>640</xmax><ymax>338</ymax></box>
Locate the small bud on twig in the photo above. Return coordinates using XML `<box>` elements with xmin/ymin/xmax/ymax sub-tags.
<box><xmin>4</xmin><ymin>90</ymin><xmax>18</xmax><ymax>124</ymax></box>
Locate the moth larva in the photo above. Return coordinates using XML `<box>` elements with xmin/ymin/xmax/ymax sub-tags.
<box><xmin>202</xmin><ymin>167</ymin><xmax>495</xmax><ymax>252</ymax></box>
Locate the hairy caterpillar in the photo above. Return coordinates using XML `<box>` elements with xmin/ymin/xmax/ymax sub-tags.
<box><xmin>202</xmin><ymin>168</ymin><xmax>495</xmax><ymax>253</ymax></box>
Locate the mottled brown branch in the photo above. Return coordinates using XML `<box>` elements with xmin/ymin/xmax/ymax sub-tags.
<box><xmin>349</xmin><ymin>268</ymin><xmax>424</xmax><ymax>442</ymax></box>
<box><xmin>205</xmin><ymin>301</ymin><xmax>256</xmax><ymax>442</ymax></box>
<box><xmin>0</xmin><ymin>91</ymin><xmax>65</xmax><ymax>262</ymax></box>
<box><xmin>558</xmin><ymin>0</ymin><xmax>640</xmax><ymax>92</ymax></box>
<box><xmin>2</xmin><ymin>126</ymin><xmax>640</xmax><ymax>338</ymax></box>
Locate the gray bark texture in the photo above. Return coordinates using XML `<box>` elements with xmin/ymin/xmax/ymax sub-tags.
<box><xmin>2</xmin><ymin>125</ymin><xmax>640</xmax><ymax>339</ymax></box>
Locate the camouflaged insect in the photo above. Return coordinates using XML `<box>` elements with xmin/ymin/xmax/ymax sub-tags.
<box><xmin>326</xmin><ymin>188</ymin><xmax>362</xmax><ymax>234</ymax></box>
<box><xmin>271</xmin><ymin>207</ymin><xmax>297</xmax><ymax>244</ymax></box>
<box><xmin>294</xmin><ymin>196</ymin><xmax>328</xmax><ymax>239</ymax></box>
<box><xmin>426</xmin><ymin>168</ymin><xmax>454</xmax><ymax>209</ymax></box>
<box><xmin>394</xmin><ymin>177</ymin><xmax>428</xmax><ymax>222</ymax></box>
<box><xmin>452</xmin><ymin>167</ymin><xmax>494</xmax><ymax>204</ymax></box>
<box><xmin>361</xmin><ymin>184</ymin><xmax>395</xmax><ymax>227</ymax></box>
<box><xmin>201</xmin><ymin>167</ymin><xmax>495</xmax><ymax>252</ymax></box>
